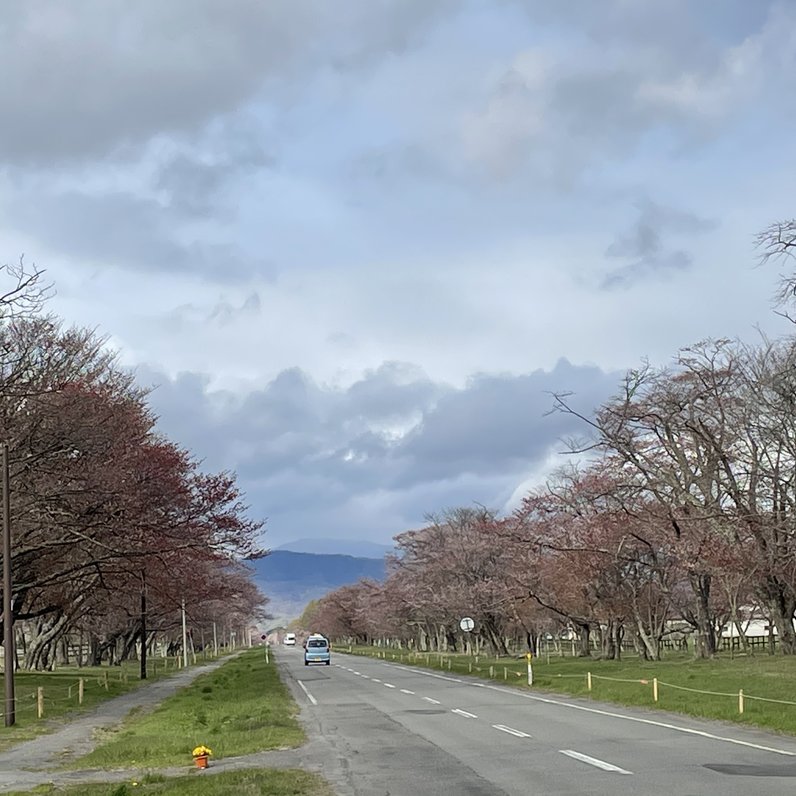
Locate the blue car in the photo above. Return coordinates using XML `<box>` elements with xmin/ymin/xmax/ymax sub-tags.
<box><xmin>304</xmin><ymin>634</ymin><xmax>331</xmax><ymax>666</ymax></box>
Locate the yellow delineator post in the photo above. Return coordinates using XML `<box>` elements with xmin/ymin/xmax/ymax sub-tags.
<box><xmin>526</xmin><ymin>652</ymin><xmax>533</xmax><ymax>686</ymax></box>
<box><xmin>653</xmin><ymin>678</ymin><xmax>658</xmax><ymax>702</ymax></box>
<box><xmin>587</xmin><ymin>671</ymin><xmax>592</xmax><ymax>691</ymax></box>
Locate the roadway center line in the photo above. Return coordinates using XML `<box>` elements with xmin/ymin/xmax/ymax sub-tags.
<box><xmin>477</xmin><ymin>683</ymin><xmax>796</xmax><ymax>758</ymax></box>
<box><xmin>400</xmin><ymin>689</ymin><xmax>415</xmax><ymax>695</ymax></box>
<box><xmin>372</xmin><ymin>678</ymin><xmax>382</xmax><ymax>683</ymax></box>
<box><xmin>384</xmin><ymin>683</ymin><xmax>396</xmax><ymax>688</ymax></box>
<box><xmin>296</xmin><ymin>680</ymin><xmax>318</xmax><ymax>706</ymax></box>
<box><xmin>452</xmin><ymin>708</ymin><xmax>478</xmax><ymax>719</ymax></box>
<box><xmin>560</xmin><ymin>749</ymin><xmax>632</xmax><ymax>775</ymax></box>
<box><xmin>388</xmin><ymin>664</ymin><xmax>462</xmax><ymax>684</ymax></box>
<box><xmin>492</xmin><ymin>724</ymin><xmax>531</xmax><ymax>738</ymax></box>
<box><xmin>422</xmin><ymin>696</ymin><xmax>441</xmax><ymax>704</ymax></box>
<box><xmin>353</xmin><ymin>671</ymin><xmax>361</xmax><ymax>675</ymax></box>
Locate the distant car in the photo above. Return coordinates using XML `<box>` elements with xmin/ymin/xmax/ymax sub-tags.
<box><xmin>304</xmin><ymin>634</ymin><xmax>331</xmax><ymax>666</ymax></box>
<box><xmin>283</xmin><ymin>633</ymin><xmax>297</xmax><ymax>646</ymax></box>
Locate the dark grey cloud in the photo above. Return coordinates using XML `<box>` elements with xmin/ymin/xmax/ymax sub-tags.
<box><xmin>137</xmin><ymin>358</ymin><xmax>620</xmax><ymax>543</ymax></box>
<box><xmin>0</xmin><ymin>0</ymin><xmax>454</xmax><ymax>164</ymax></box>
<box><xmin>6</xmin><ymin>189</ymin><xmax>254</xmax><ymax>278</ymax></box>
<box><xmin>394</xmin><ymin>360</ymin><xmax>616</xmax><ymax>485</ymax></box>
<box><xmin>156</xmin><ymin>127</ymin><xmax>272</xmax><ymax>217</ymax></box>
<box><xmin>601</xmin><ymin>201</ymin><xmax>716</xmax><ymax>290</ymax></box>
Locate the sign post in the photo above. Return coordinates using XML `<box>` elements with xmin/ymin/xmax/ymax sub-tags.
<box><xmin>526</xmin><ymin>651</ymin><xmax>533</xmax><ymax>686</ymax></box>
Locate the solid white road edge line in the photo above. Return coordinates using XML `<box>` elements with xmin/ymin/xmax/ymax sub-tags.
<box><xmin>422</xmin><ymin>696</ymin><xmax>442</xmax><ymax>704</ymax></box>
<box><xmin>492</xmin><ymin>724</ymin><xmax>531</xmax><ymax>738</ymax></box>
<box><xmin>479</xmin><ymin>683</ymin><xmax>796</xmax><ymax>758</ymax></box>
<box><xmin>560</xmin><ymin>749</ymin><xmax>632</xmax><ymax>775</ymax></box>
<box><xmin>452</xmin><ymin>709</ymin><xmax>478</xmax><ymax>719</ymax></box>
<box><xmin>296</xmin><ymin>680</ymin><xmax>318</xmax><ymax>706</ymax></box>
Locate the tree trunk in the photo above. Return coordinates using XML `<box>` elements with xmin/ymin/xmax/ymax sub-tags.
<box><xmin>636</xmin><ymin>620</ymin><xmax>660</xmax><ymax>660</ymax></box>
<box><xmin>576</xmin><ymin>622</ymin><xmax>591</xmax><ymax>657</ymax></box>
<box><xmin>760</xmin><ymin>578</ymin><xmax>796</xmax><ymax>655</ymax></box>
<box><xmin>689</xmin><ymin>572</ymin><xmax>716</xmax><ymax>658</ymax></box>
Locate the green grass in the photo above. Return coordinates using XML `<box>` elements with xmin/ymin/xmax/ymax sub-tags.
<box><xmin>70</xmin><ymin>648</ymin><xmax>305</xmax><ymax>769</ymax></box>
<box><xmin>348</xmin><ymin>645</ymin><xmax>796</xmax><ymax>735</ymax></box>
<box><xmin>6</xmin><ymin>768</ymin><xmax>331</xmax><ymax>795</ymax></box>
<box><xmin>0</xmin><ymin>656</ymin><xmax>206</xmax><ymax>752</ymax></box>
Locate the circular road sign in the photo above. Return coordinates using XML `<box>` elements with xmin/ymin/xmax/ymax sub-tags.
<box><xmin>459</xmin><ymin>617</ymin><xmax>475</xmax><ymax>632</ymax></box>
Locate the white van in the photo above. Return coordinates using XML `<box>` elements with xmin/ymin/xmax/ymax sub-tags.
<box><xmin>283</xmin><ymin>632</ymin><xmax>296</xmax><ymax>646</ymax></box>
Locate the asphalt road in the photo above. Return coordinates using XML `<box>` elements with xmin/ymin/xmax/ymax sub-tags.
<box><xmin>278</xmin><ymin>647</ymin><xmax>796</xmax><ymax>796</ymax></box>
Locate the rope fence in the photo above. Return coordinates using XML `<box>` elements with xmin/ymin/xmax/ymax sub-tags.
<box><xmin>0</xmin><ymin>654</ymin><xmax>192</xmax><ymax>721</ymax></box>
<box><xmin>347</xmin><ymin>647</ymin><xmax>796</xmax><ymax>718</ymax></box>
<box><xmin>584</xmin><ymin>672</ymin><xmax>796</xmax><ymax>715</ymax></box>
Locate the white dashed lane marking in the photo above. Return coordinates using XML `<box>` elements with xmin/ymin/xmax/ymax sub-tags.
<box><xmin>560</xmin><ymin>750</ymin><xmax>632</xmax><ymax>775</ymax></box>
<box><xmin>492</xmin><ymin>724</ymin><xmax>531</xmax><ymax>739</ymax></box>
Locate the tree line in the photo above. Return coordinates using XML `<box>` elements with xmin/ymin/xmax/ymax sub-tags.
<box><xmin>0</xmin><ymin>261</ymin><xmax>267</xmax><ymax>671</ymax></box>
<box><xmin>302</xmin><ymin>220</ymin><xmax>796</xmax><ymax>660</ymax></box>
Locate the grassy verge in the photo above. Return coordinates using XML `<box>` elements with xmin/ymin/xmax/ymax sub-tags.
<box><xmin>346</xmin><ymin>645</ymin><xmax>796</xmax><ymax>735</ymax></box>
<box><xmin>0</xmin><ymin>656</ymin><xmax>212</xmax><ymax>753</ymax></box>
<box><xmin>7</xmin><ymin>768</ymin><xmax>331</xmax><ymax>796</ymax></box>
<box><xmin>70</xmin><ymin>648</ymin><xmax>304</xmax><ymax>769</ymax></box>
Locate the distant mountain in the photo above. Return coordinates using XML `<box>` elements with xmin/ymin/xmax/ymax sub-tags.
<box><xmin>248</xmin><ymin>550</ymin><xmax>387</xmax><ymax>625</ymax></box>
<box><xmin>275</xmin><ymin>537</ymin><xmax>394</xmax><ymax>558</ymax></box>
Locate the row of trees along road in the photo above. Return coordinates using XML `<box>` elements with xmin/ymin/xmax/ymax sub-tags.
<box><xmin>0</xmin><ymin>260</ymin><xmax>268</xmax><ymax>672</ymax></box>
<box><xmin>302</xmin><ymin>220</ymin><xmax>796</xmax><ymax>661</ymax></box>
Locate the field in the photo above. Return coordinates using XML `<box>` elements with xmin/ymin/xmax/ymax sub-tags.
<box><xmin>6</xmin><ymin>769</ymin><xmax>331</xmax><ymax>796</ymax></box>
<box><xmin>0</xmin><ymin>656</ymin><xmax>203</xmax><ymax>752</ymax></box>
<box><xmin>347</xmin><ymin>645</ymin><xmax>796</xmax><ymax>735</ymax></box>
<box><xmin>68</xmin><ymin>648</ymin><xmax>305</xmax><ymax>769</ymax></box>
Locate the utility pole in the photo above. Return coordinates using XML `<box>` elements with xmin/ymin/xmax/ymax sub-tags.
<box><xmin>139</xmin><ymin>570</ymin><xmax>147</xmax><ymax>680</ymax></box>
<box><xmin>181</xmin><ymin>598</ymin><xmax>188</xmax><ymax>669</ymax></box>
<box><xmin>2</xmin><ymin>444</ymin><xmax>15</xmax><ymax>726</ymax></box>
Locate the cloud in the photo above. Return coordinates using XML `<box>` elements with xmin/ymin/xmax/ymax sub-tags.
<box><xmin>601</xmin><ymin>200</ymin><xmax>716</xmax><ymax>289</ymax></box>
<box><xmin>138</xmin><ymin>358</ymin><xmax>620</xmax><ymax>545</ymax></box>
<box><xmin>456</xmin><ymin>0</ymin><xmax>795</xmax><ymax>183</ymax></box>
<box><xmin>6</xmin><ymin>188</ymin><xmax>253</xmax><ymax>278</ymax></box>
<box><xmin>0</xmin><ymin>0</ymin><xmax>455</xmax><ymax>164</ymax></box>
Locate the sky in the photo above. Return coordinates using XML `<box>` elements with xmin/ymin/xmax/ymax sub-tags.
<box><xmin>2</xmin><ymin>0</ymin><xmax>795</xmax><ymax>550</ymax></box>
